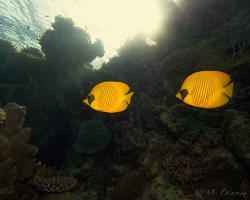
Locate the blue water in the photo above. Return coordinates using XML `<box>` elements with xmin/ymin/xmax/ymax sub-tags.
<box><xmin>0</xmin><ymin>0</ymin><xmax>50</xmax><ymax>48</ymax></box>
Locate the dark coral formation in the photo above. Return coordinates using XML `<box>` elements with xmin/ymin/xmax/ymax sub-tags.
<box><xmin>73</xmin><ymin>119</ymin><xmax>112</xmax><ymax>154</ymax></box>
<box><xmin>223</xmin><ymin>109</ymin><xmax>250</xmax><ymax>170</ymax></box>
<box><xmin>110</xmin><ymin>170</ymin><xmax>147</xmax><ymax>200</ymax></box>
<box><xmin>159</xmin><ymin>104</ymin><xmax>223</xmax><ymax>153</ymax></box>
<box><xmin>162</xmin><ymin>153</ymin><xmax>205</xmax><ymax>190</ymax></box>
<box><xmin>31</xmin><ymin>176</ymin><xmax>77</xmax><ymax>193</ymax></box>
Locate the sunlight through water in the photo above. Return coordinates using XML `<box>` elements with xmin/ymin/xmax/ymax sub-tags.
<box><xmin>48</xmin><ymin>0</ymin><xmax>164</xmax><ymax>68</ymax></box>
<box><xmin>0</xmin><ymin>0</ymin><xmax>163</xmax><ymax>68</ymax></box>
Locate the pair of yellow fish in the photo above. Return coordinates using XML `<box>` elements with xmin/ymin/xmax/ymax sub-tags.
<box><xmin>83</xmin><ymin>71</ymin><xmax>234</xmax><ymax>113</ymax></box>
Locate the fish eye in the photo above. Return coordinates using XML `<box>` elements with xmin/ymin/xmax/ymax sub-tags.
<box><xmin>87</xmin><ymin>95</ymin><xmax>95</xmax><ymax>105</ymax></box>
<box><xmin>180</xmin><ymin>89</ymin><xmax>188</xmax><ymax>100</ymax></box>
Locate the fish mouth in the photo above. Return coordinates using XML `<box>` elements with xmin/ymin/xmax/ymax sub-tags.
<box><xmin>83</xmin><ymin>98</ymin><xmax>88</xmax><ymax>105</ymax></box>
<box><xmin>176</xmin><ymin>93</ymin><xmax>181</xmax><ymax>100</ymax></box>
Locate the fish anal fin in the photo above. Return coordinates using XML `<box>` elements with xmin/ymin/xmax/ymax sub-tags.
<box><xmin>110</xmin><ymin>100</ymin><xmax>128</xmax><ymax>113</ymax></box>
<box><xmin>208</xmin><ymin>93</ymin><xmax>230</xmax><ymax>108</ymax></box>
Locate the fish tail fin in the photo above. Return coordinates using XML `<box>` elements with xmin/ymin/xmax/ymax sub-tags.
<box><xmin>224</xmin><ymin>81</ymin><xmax>234</xmax><ymax>98</ymax></box>
<box><xmin>125</xmin><ymin>92</ymin><xmax>134</xmax><ymax>104</ymax></box>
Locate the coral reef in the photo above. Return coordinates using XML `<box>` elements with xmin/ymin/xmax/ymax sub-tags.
<box><xmin>31</xmin><ymin>176</ymin><xmax>77</xmax><ymax>193</ymax></box>
<box><xmin>162</xmin><ymin>153</ymin><xmax>205</xmax><ymax>191</ymax></box>
<box><xmin>73</xmin><ymin>119</ymin><xmax>112</xmax><ymax>154</ymax></box>
<box><xmin>0</xmin><ymin>103</ymin><xmax>39</xmax><ymax>199</ymax></box>
<box><xmin>199</xmin><ymin>146</ymin><xmax>246</xmax><ymax>198</ymax></box>
<box><xmin>0</xmin><ymin>1</ymin><xmax>250</xmax><ymax>199</ymax></box>
<box><xmin>0</xmin><ymin>108</ymin><xmax>6</xmax><ymax>125</ymax></box>
<box><xmin>43</xmin><ymin>192</ymin><xmax>82</xmax><ymax>200</ymax></box>
<box><xmin>143</xmin><ymin>176</ymin><xmax>190</xmax><ymax>200</ymax></box>
<box><xmin>223</xmin><ymin>109</ymin><xmax>250</xmax><ymax>170</ymax></box>
<box><xmin>159</xmin><ymin>104</ymin><xmax>223</xmax><ymax>153</ymax></box>
<box><xmin>110</xmin><ymin>170</ymin><xmax>147</xmax><ymax>200</ymax></box>
<box><xmin>0</xmin><ymin>103</ymin><xmax>38</xmax><ymax>187</ymax></box>
<box><xmin>0</xmin><ymin>184</ymin><xmax>39</xmax><ymax>200</ymax></box>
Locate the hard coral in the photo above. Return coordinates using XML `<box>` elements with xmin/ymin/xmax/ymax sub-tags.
<box><xmin>111</xmin><ymin>170</ymin><xmax>147</xmax><ymax>200</ymax></box>
<box><xmin>223</xmin><ymin>109</ymin><xmax>250</xmax><ymax>170</ymax></box>
<box><xmin>0</xmin><ymin>103</ymin><xmax>38</xmax><ymax>188</ymax></box>
<box><xmin>162</xmin><ymin>153</ymin><xmax>205</xmax><ymax>191</ymax></box>
<box><xmin>31</xmin><ymin>176</ymin><xmax>77</xmax><ymax>193</ymax></box>
<box><xmin>159</xmin><ymin>104</ymin><xmax>222</xmax><ymax>153</ymax></box>
<box><xmin>0</xmin><ymin>108</ymin><xmax>6</xmax><ymax>125</ymax></box>
<box><xmin>144</xmin><ymin>176</ymin><xmax>190</xmax><ymax>200</ymax></box>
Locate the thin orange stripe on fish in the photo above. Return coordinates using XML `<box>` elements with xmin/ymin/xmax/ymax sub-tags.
<box><xmin>176</xmin><ymin>71</ymin><xmax>234</xmax><ymax>109</ymax></box>
<box><xmin>83</xmin><ymin>81</ymin><xmax>134</xmax><ymax>113</ymax></box>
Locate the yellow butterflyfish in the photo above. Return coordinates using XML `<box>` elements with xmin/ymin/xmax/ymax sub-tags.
<box><xmin>83</xmin><ymin>81</ymin><xmax>134</xmax><ymax>113</ymax></box>
<box><xmin>176</xmin><ymin>71</ymin><xmax>234</xmax><ymax>109</ymax></box>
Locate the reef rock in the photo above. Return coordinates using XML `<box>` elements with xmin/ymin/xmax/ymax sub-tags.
<box><xmin>162</xmin><ymin>152</ymin><xmax>205</xmax><ymax>192</ymax></box>
<box><xmin>73</xmin><ymin>119</ymin><xmax>112</xmax><ymax>154</ymax></box>
<box><xmin>199</xmin><ymin>146</ymin><xmax>245</xmax><ymax>194</ymax></box>
<box><xmin>0</xmin><ymin>108</ymin><xmax>6</xmax><ymax>125</ymax></box>
<box><xmin>159</xmin><ymin>104</ymin><xmax>223</xmax><ymax>153</ymax></box>
<box><xmin>143</xmin><ymin>176</ymin><xmax>190</xmax><ymax>200</ymax></box>
<box><xmin>110</xmin><ymin>170</ymin><xmax>147</xmax><ymax>200</ymax></box>
<box><xmin>223</xmin><ymin>109</ymin><xmax>250</xmax><ymax>170</ymax></box>
<box><xmin>31</xmin><ymin>176</ymin><xmax>77</xmax><ymax>193</ymax></box>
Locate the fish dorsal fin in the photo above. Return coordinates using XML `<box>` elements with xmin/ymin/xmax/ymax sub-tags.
<box><xmin>109</xmin><ymin>81</ymin><xmax>130</xmax><ymax>94</ymax></box>
<box><xmin>207</xmin><ymin>71</ymin><xmax>231</xmax><ymax>87</ymax></box>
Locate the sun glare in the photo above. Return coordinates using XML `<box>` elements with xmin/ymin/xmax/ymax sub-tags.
<box><xmin>44</xmin><ymin>0</ymin><xmax>163</xmax><ymax>68</ymax></box>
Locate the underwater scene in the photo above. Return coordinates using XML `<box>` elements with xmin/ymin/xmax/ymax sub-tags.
<box><xmin>0</xmin><ymin>0</ymin><xmax>250</xmax><ymax>199</ymax></box>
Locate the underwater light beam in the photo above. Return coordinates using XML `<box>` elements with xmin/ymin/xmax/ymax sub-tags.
<box><xmin>48</xmin><ymin>0</ymin><xmax>163</xmax><ymax>68</ymax></box>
